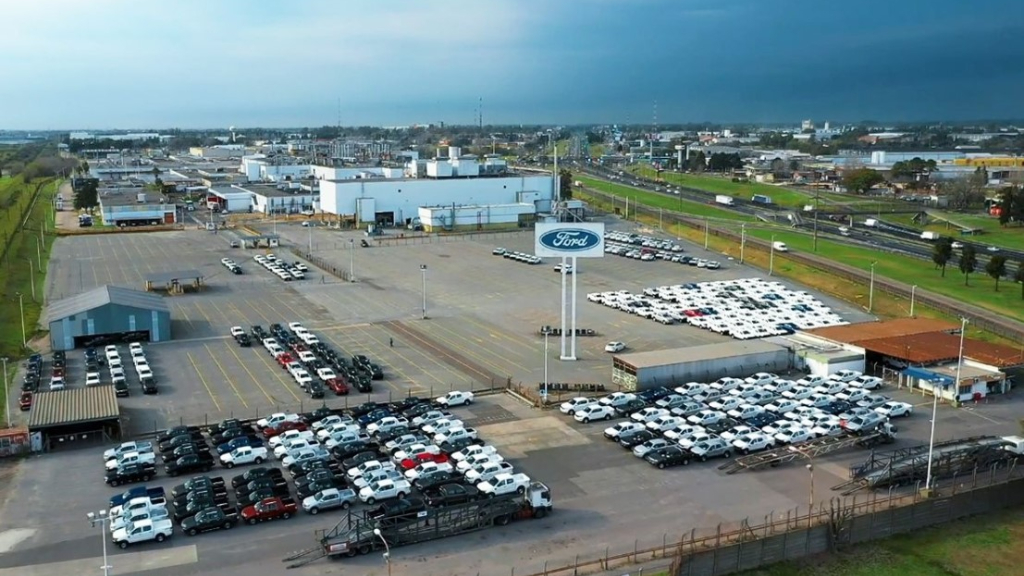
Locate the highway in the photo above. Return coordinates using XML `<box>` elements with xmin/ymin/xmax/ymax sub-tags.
<box><xmin>573</xmin><ymin>163</ymin><xmax>1022</xmax><ymax>276</ymax></box>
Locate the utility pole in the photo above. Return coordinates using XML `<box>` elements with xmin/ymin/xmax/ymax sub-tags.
<box><xmin>869</xmin><ymin>261</ymin><xmax>878</xmax><ymax>313</ymax></box>
<box><xmin>812</xmin><ymin>189</ymin><xmax>820</xmax><ymax>252</ymax></box>
<box><xmin>769</xmin><ymin>235</ymin><xmax>776</xmax><ymax>276</ymax></box>
<box><xmin>740</xmin><ymin>224</ymin><xmax>746</xmax><ymax>264</ymax></box>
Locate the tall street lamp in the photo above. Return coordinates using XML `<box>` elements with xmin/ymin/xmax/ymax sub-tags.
<box><xmin>769</xmin><ymin>235</ymin><xmax>776</xmax><ymax>276</ymax></box>
<box><xmin>26</xmin><ymin>258</ymin><xmax>36</xmax><ymax>301</ymax></box>
<box><xmin>86</xmin><ymin>510</ymin><xmax>112</xmax><ymax>576</ymax></box>
<box><xmin>925</xmin><ymin>317</ymin><xmax>967</xmax><ymax>493</ymax></box>
<box><xmin>372</xmin><ymin>528</ymin><xmax>392</xmax><ymax>576</ymax></box>
<box><xmin>16</xmin><ymin>292</ymin><xmax>26</xmax><ymax>348</ymax></box>
<box><xmin>868</xmin><ymin>261</ymin><xmax>878</xmax><ymax>313</ymax></box>
<box><xmin>2</xmin><ymin>357</ymin><xmax>9</xmax><ymax>428</ymax></box>
<box><xmin>541</xmin><ymin>332</ymin><xmax>549</xmax><ymax>404</ymax></box>
<box><xmin>348</xmin><ymin>239</ymin><xmax>355</xmax><ymax>282</ymax></box>
<box><xmin>740</xmin><ymin>223</ymin><xmax>746</xmax><ymax>264</ymax></box>
<box><xmin>419</xmin><ymin>265</ymin><xmax>428</xmax><ymax>319</ymax></box>
<box><xmin>910</xmin><ymin>284</ymin><xmax>918</xmax><ymax>317</ymax></box>
<box><xmin>806</xmin><ymin>463</ymin><xmax>815</xmax><ymax>527</ymax></box>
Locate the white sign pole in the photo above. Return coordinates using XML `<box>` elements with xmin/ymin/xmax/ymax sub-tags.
<box><xmin>560</xmin><ymin>256</ymin><xmax>568</xmax><ymax>359</ymax></box>
<box><xmin>569</xmin><ymin>256</ymin><xmax>578</xmax><ymax>360</ymax></box>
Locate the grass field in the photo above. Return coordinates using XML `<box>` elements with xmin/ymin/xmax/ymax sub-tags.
<box><xmin>740</xmin><ymin>506</ymin><xmax>1024</xmax><ymax>576</ymax></box>
<box><xmin>577</xmin><ymin>175</ymin><xmax>755</xmax><ymax>222</ymax></box>
<box><xmin>0</xmin><ymin>176</ymin><xmax>57</xmax><ymax>425</ymax></box>
<box><xmin>878</xmin><ymin>209</ymin><xmax>1024</xmax><ymax>252</ymax></box>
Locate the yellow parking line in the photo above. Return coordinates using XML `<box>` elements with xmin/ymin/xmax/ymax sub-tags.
<box><xmin>221</xmin><ymin>341</ymin><xmax>277</xmax><ymax>405</ymax></box>
<box><xmin>203</xmin><ymin>343</ymin><xmax>249</xmax><ymax>409</ymax></box>
<box><xmin>421</xmin><ymin>321</ymin><xmax>522</xmax><ymax>376</ymax></box>
<box><xmin>175</xmin><ymin>304</ymin><xmax>197</xmax><ymax>331</ymax></box>
<box><xmin>193</xmin><ymin>302</ymin><xmax>216</xmax><ymax>326</ymax></box>
<box><xmin>461</xmin><ymin>317</ymin><xmax>537</xmax><ymax>354</ymax></box>
<box><xmin>268</xmin><ymin>294</ymin><xmax>308</xmax><ymax>324</ymax></box>
<box><xmin>236</xmin><ymin>301</ymin><xmax>274</xmax><ymax>327</ymax></box>
<box><xmin>323</xmin><ymin>328</ymin><xmax>428</xmax><ymax>387</ymax></box>
<box><xmin>243</xmin><ymin>340</ymin><xmax>303</xmax><ymax>402</ymax></box>
<box><xmin>328</xmin><ymin>327</ymin><xmax>453</xmax><ymax>386</ymax></box>
<box><xmin>186</xmin><ymin>351</ymin><xmax>222</xmax><ymax>412</ymax></box>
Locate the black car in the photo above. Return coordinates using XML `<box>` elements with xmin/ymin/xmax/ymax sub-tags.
<box><xmin>296</xmin><ymin>478</ymin><xmax>344</xmax><ymax>500</ymax></box>
<box><xmin>375</xmin><ymin>425</ymin><xmax>410</xmax><ymax>443</ymax></box>
<box><xmin>357</xmin><ymin>408</ymin><xmax>391</xmax><ymax>426</ymax></box>
<box><xmin>105</xmin><ymin>463</ymin><xmax>156</xmax><ymax>486</ymax></box>
<box><xmin>85</xmin><ymin>357</ymin><xmax>100</xmax><ymax>372</ymax></box>
<box><xmin>162</xmin><ymin>443</ymin><xmax>210</xmax><ymax>463</ymax></box>
<box><xmin>644</xmin><ymin>445</ymin><xmax>693</xmax><ymax>469</ymax></box>
<box><xmin>213</xmin><ymin>419</ymin><xmax>245</xmax><ymax>433</ymax></box>
<box><xmin>113</xmin><ymin>379</ymin><xmax>130</xmax><ymax>397</ymax></box>
<box><xmin>236</xmin><ymin>486</ymin><xmax>286</xmax><ymax>507</ymax></box>
<box><xmin>251</xmin><ymin>326</ymin><xmax>267</xmax><ymax>340</ymax></box>
<box><xmin>212</xmin><ymin>427</ymin><xmax>248</xmax><ymax>444</ymax></box>
<box><xmin>369</xmin><ymin>497</ymin><xmax>426</xmax><ymax>521</ymax></box>
<box><xmin>290</xmin><ymin>459</ymin><xmax>342</xmax><ymax>479</ymax></box>
<box><xmin>172</xmin><ymin>487</ymin><xmax>228</xmax><ymax>508</ymax></box>
<box><xmin>166</xmin><ymin>453</ymin><xmax>215</xmax><ymax>477</ymax></box>
<box><xmin>705</xmin><ymin>417</ymin><xmax>741</xmax><ymax>435</ymax></box>
<box><xmin>340</xmin><ymin>451</ymin><xmax>380</xmax><ymax>471</ymax></box>
<box><xmin>402</xmin><ymin>402</ymin><xmax>437</xmax><ymax>419</ymax></box>
<box><xmin>389</xmin><ymin>396</ymin><xmax>425</xmax><ymax>413</ymax></box>
<box><xmin>352</xmin><ymin>376</ymin><xmax>373</xmax><ymax>393</ymax></box>
<box><xmin>236</xmin><ymin>476</ymin><xmax>289</xmax><ymax>497</ymax></box>
<box><xmin>181</xmin><ymin>507</ymin><xmax>238</xmax><ymax>536</ymax></box>
<box><xmin>744</xmin><ymin>413</ymin><xmax>780</xmax><ymax>429</ymax></box>
<box><xmin>368</xmin><ymin>364</ymin><xmax>384</xmax><ymax>380</ymax></box>
<box><xmin>301</xmin><ymin>406</ymin><xmax>337</xmax><ymax>423</ymax></box>
<box><xmin>230</xmin><ymin>467</ymin><xmax>282</xmax><ymax>489</ymax></box>
<box><xmin>412</xmin><ymin>469</ymin><xmax>460</xmax><ymax>492</ymax></box>
<box><xmin>157</xmin><ymin>426</ymin><xmax>202</xmax><ymax>444</ymax></box>
<box><xmin>140</xmin><ymin>376</ymin><xmax>158</xmax><ymax>394</ymax></box>
<box><xmin>823</xmin><ymin>400</ymin><xmax>854</xmax><ymax>416</ymax></box>
<box><xmin>295</xmin><ymin>468</ymin><xmax>342</xmax><ymax>490</ymax></box>
<box><xmin>331</xmin><ymin>442</ymin><xmax>377</xmax><ymax>462</ymax></box>
<box><xmin>614</xmin><ymin>398</ymin><xmax>647</xmax><ymax>417</ymax></box>
<box><xmin>172</xmin><ymin>499</ymin><xmax>229</xmax><ymax>524</ymax></box>
<box><xmin>618</xmin><ymin>429</ymin><xmax>657</xmax><ymax>449</ymax></box>
<box><xmin>159</xmin><ymin>433</ymin><xmax>205</xmax><ymax>453</ymax></box>
<box><xmin>306</xmin><ymin>381</ymin><xmax>325</xmax><ymax>399</ymax></box>
<box><xmin>437</xmin><ymin>436</ymin><xmax>484</xmax><ymax>455</ymax></box>
<box><xmin>424</xmin><ymin>483</ymin><xmax>479</xmax><ymax>507</ymax></box>
<box><xmin>171</xmin><ymin>476</ymin><xmax>225</xmax><ymax>498</ymax></box>
<box><xmin>217</xmin><ymin>435</ymin><xmax>264</xmax><ymax>455</ymax></box>
<box><xmin>347</xmin><ymin>402</ymin><xmax>386</xmax><ymax>419</ymax></box>
<box><xmin>637</xmin><ymin>386</ymin><xmax>671</xmax><ymax>403</ymax></box>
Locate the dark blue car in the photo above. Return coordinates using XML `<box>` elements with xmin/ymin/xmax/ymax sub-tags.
<box><xmin>216</xmin><ymin>435</ymin><xmax>264</xmax><ymax>455</ymax></box>
<box><xmin>357</xmin><ymin>408</ymin><xmax>391</xmax><ymax>426</ymax></box>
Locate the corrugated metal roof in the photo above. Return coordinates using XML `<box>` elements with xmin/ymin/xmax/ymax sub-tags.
<box><xmin>45</xmin><ymin>285</ymin><xmax>170</xmax><ymax>324</ymax></box>
<box><xmin>615</xmin><ymin>340</ymin><xmax>785</xmax><ymax>370</ymax></box>
<box><xmin>28</xmin><ymin>386</ymin><xmax>120</xmax><ymax>429</ymax></box>
<box><xmin>144</xmin><ymin>270</ymin><xmax>203</xmax><ymax>284</ymax></box>
<box><xmin>859</xmin><ymin>333</ymin><xmax>1024</xmax><ymax>368</ymax></box>
<box><xmin>804</xmin><ymin>318</ymin><xmax>958</xmax><ymax>344</ymax></box>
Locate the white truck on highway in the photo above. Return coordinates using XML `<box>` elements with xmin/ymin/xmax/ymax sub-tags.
<box><xmin>921</xmin><ymin>231</ymin><xmax>940</xmax><ymax>241</ymax></box>
<box><xmin>715</xmin><ymin>195</ymin><xmax>735</xmax><ymax>206</ymax></box>
<box><xmin>111</xmin><ymin>518</ymin><xmax>173</xmax><ymax>549</ymax></box>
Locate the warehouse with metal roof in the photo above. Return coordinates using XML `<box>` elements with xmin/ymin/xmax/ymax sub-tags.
<box><xmin>45</xmin><ymin>285</ymin><xmax>171</xmax><ymax>351</ymax></box>
<box><xmin>28</xmin><ymin>386</ymin><xmax>122</xmax><ymax>450</ymax></box>
<box><xmin>612</xmin><ymin>341</ymin><xmax>790</xmax><ymax>391</ymax></box>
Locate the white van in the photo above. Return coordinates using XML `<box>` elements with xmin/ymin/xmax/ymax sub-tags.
<box><xmin>772</xmin><ymin>241</ymin><xmax>789</xmax><ymax>252</ymax></box>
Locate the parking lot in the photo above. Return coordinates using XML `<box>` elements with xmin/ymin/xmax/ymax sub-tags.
<box><xmin>3</xmin><ymin>223</ymin><xmax>1019</xmax><ymax>576</ymax></box>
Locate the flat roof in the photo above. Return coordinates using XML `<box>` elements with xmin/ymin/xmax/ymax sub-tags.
<box><xmin>857</xmin><ymin>333</ymin><xmax>1024</xmax><ymax>368</ymax></box>
<box><xmin>615</xmin><ymin>340</ymin><xmax>785</xmax><ymax>369</ymax></box>
<box><xmin>804</xmin><ymin>318</ymin><xmax>959</xmax><ymax>344</ymax></box>
<box><xmin>28</xmin><ymin>386</ymin><xmax>120</xmax><ymax>429</ymax></box>
<box><xmin>145</xmin><ymin>270</ymin><xmax>203</xmax><ymax>284</ymax></box>
<box><xmin>100</xmin><ymin>194</ymin><xmax>172</xmax><ymax>207</ymax></box>
<box><xmin>243</xmin><ymin>185</ymin><xmax>317</xmax><ymax>198</ymax></box>
<box><xmin>928</xmin><ymin>362</ymin><xmax>1004</xmax><ymax>382</ymax></box>
<box><xmin>46</xmin><ymin>285</ymin><xmax>170</xmax><ymax>324</ymax></box>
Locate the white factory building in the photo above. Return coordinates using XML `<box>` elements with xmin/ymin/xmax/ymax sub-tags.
<box><xmin>317</xmin><ymin>147</ymin><xmax>556</xmax><ymax>231</ymax></box>
<box><xmin>240</xmin><ymin>155</ymin><xmax>313</xmax><ymax>182</ymax></box>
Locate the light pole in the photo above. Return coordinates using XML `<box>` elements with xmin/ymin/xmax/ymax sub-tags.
<box><xmin>372</xmin><ymin>528</ymin><xmax>392</xmax><ymax>576</ymax></box>
<box><xmin>26</xmin><ymin>258</ymin><xmax>35</xmax><ymax>301</ymax></box>
<box><xmin>542</xmin><ymin>332</ymin><xmax>549</xmax><ymax>404</ymax></box>
<box><xmin>769</xmin><ymin>235</ymin><xmax>776</xmax><ymax>276</ymax></box>
<box><xmin>16</xmin><ymin>292</ymin><xmax>25</xmax><ymax>348</ymax></box>
<box><xmin>910</xmin><ymin>284</ymin><xmax>918</xmax><ymax>317</ymax></box>
<box><xmin>86</xmin><ymin>510</ymin><xmax>112</xmax><ymax>576</ymax></box>
<box><xmin>348</xmin><ymin>239</ymin><xmax>355</xmax><ymax>282</ymax></box>
<box><xmin>2</xmin><ymin>357</ymin><xmax>9</xmax><ymax>428</ymax></box>
<box><xmin>740</xmin><ymin>223</ymin><xmax>746</xmax><ymax>264</ymax></box>
<box><xmin>925</xmin><ymin>317</ymin><xmax>966</xmax><ymax>493</ymax></box>
<box><xmin>704</xmin><ymin>217</ymin><xmax>709</xmax><ymax>249</ymax></box>
<box><xmin>307</xmin><ymin>220</ymin><xmax>313</xmax><ymax>254</ymax></box>
<box><xmin>419</xmin><ymin>265</ymin><xmax>427</xmax><ymax>320</ymax></box>
<box><xmin>812</xmin><ymin>189</ymin><xmax>820</xmax><ymax>252</ymax></box>
<box><xmin>868</xmin><ymin>261</ymin><xmax>878</xmax><ymax>313</ymax></box>
<box><xmin>806</xmin><ymin>463</ymin><xmax>815</xmax><ymax>527</ymax></box>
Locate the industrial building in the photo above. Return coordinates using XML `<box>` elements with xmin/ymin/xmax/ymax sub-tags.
<box><xmin>28</xmin><ymin>387</ymin><xmax>122</xmax><ymax>450</ymax></box>
<box><xmin>612</xmin><ymin>341</ymin><xmax>791</xmax><ymax>391</ymax></box>
<box><xmin>98</xmin><ymin>190</ymin><xmax>178</xmax><ymax>226</ymax></box>
<box><xmin>766</xmin><ymin>333</ymin><xmax>865</xmax><ymax>376</ymax></box>
<box><xmin>45</xmin><ymin>285</ymin><xmax>172</xmax><ymax>351</ymax></box>
<box><xmin>244</xmin><ymin>184</ymin><xmax>319</xmax><ymax>215</ymax></box>
<box><xmin>240</xmin><ymin>155</ymin><xmax>313</xmax><ymax>182</ymax></box>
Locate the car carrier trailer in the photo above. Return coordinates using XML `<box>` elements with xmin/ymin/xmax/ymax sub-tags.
<box><xmin>717</xmin><ymin>424</ymin><xmax>896</xmax><ymax>475</ymax></box>
<box><xmin>283</xmin><ymin>481</ymin><xmax>552</xmax><ymax>568</ymax></box>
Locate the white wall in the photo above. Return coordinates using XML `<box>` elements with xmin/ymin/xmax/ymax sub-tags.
<box><xmin>319</xmin><ymin>175</ymin><xmax>554</xmax><ymax>222</ymax></box>
<box><xmin>252</xmin><ymin>193</ymin><xmax>318</xmax><ymax>214</ymax></box>
<box><xmin>312</xmin><ymin>166</ymin><xmax>389</xmax><ymax>180</ymax></box>
<box><xmin>260</xmin><ymin>164</ymin><xmax>311</xmax><ymax>182</ymax></box>
<box><xmin>417</xmin><ymin>203</ymin><xmax>530</xmax><ymax>228</ymax></box>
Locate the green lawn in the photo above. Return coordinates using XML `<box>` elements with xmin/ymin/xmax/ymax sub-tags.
<box><xmin>741</xmin><ymin>507</ymin><xmax>1024</xmax><ymax>576</ymax></box>
<box><xmin>874</xmin><ymin>208</ymin><xmax>1024</xmax><ymax>252</ymax></box>
<box><xmin>742</xmin><ymin>227</ymin><xmax>1024</xmax><ymax>322</ymax></box>
<box><xmin>577</xmin><ymin>175</ymin><xmax>755</xmax><ymax>222</ymax></box>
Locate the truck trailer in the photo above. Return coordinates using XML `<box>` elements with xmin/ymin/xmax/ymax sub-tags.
<box><xmin>715</xmin><ymin>195</ymin><xmax>735</xmax><ymax>206</ymax></box>
<box><xmin>284</xmin><ymin>482</ymin><xmax>552</xmax><ymax>568</ymax></box>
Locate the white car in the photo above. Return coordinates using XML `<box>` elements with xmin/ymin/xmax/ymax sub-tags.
<box><xmin>136</xmin><ymin>366</ymin><xmax>153</xmax><ymax>381</ymax></box>
<box><xmin>451</xmin><ymin>444</ymin><xmax>499</xmax><ymax>462</ymax></box>
<box><xmin>762</xmin><ymin>419</ymin><xmax>799</xmax><ymax>437</ymax></box>
<box><xmin>229</xmin><ymin>327</ymin><xmax>245</xmax><ymax>338</ymax></box>
<box><xmin>709</xmin><ymin>377</ymin><xmax>743</xmax><ymax>392</ymax></box>
<box><xmin>727</xmin><ymin>404</ymin><xmax>765</xmax><ymax>421</ymax></box>
<box><xmin>829</xmin><ymin>370</ymin><xmax>862</xmax><ymax>383</ymax></box>
<box><xmin>316</xmin><ymin>368</ymin><xmax>337</xmax><ymax>382</ymax></box>
<box><xmin>765</xmin><ymin>399</ymin><xmax>799</xmax><ymax>414</ymax></box>
<box><xmin>646</xmin><ymin>415</ymin><xmax>684</xmax><ymax>433</ymax></box>
<box><xmin>421</xmin><ymin>419</ymin><xmax>463</xmax><ymax>437</ymax></box>
<box><xmin>403</xmin><ymin>460</ymin><xmax>453</xmax><ymax>481</ymax></box>
<box><xmin>744</xmin><ymin>372</ymin><xmax>777</xmax><ymax>386</ymax></box>
<box><xmin>875</xmin><ymin>401</ymin><xmax>913</xmax><ymax>418</ymax></box>
<box><xmin>796</xmin><ymin>375</ymin><xmax>827</xmax><ymax>388</ymax></box>
<box><xmin>850</xmin><ymin>376</ymin><xmax>883</xmax><ymax>390</ymax></box>
<box><xmin>604</xmin><ymin>341</ymin><xmax>626</xmax><ymax>353</ymax></box>
<box><xmin>719</xmin><ymin>425</ymin><xmax>756</xmax><ymax>443</ymax></box>
<box><xmin>269</xmin><ymin>429</ymin><xmax>314</xmax><ymax>449</ymax></box>
<box><xmin>353</xmin><ymin>468</ymin><xmax>404</xmax><ymax>490</ymax></box>
<box><xmin>599</xmin><ymin>392</ymin><xmax>638</xmax><ymax>408</ymax></box>
<box><xmin>436</xmin><ymin>390</ymin><xmax>474</xmax><ymax>407</ymax></box>
<box><xmin>347</xmin><ymin>459</ymin><xmax>395</xmax><ymax>481</ymax></box>
<box><xmin>811</xmin><ymin>420</ymin><xmax>845</xmax><ymax>438</ymax></box>
<box><xmin>709</xmin><ymin>396</ymin><xmax>743</xmax><ymax>413</ymax></box>
<box><xmin>574</xmin><ymin>404</ymin><xmax>617</xmax><ymax>423</ymax></box>
<box><xmin>312</xmin><ymin>415</ymin><xmax>350</xmax><ymax>432</ymax></box>
<box><xmin>274</xmin><ymin>438</ymin><xmax>316</xmax><ymax>459</ymax></box>
<box><xmin>317</xmin><ymin>422</ymin><xmax>361</xmax><ymax>441</ymax></box>
<box><xmin>86</xmin><ymin>372</ymin><xmax>102</xmax><ymax>387</ymax></box>
<box><xmin>631</xmin><ymin>407</ymin><xmax>669</xmax><ymax>423</ymax></box>
<box><xmin>559</xmin><ymin>397</ymin><xmax>596</xmax><ymax>416</ymax></box>
<box><xmin>775</xmin><ymin>427</ymin><xmax>815</xmax><ymax>445</ymax></box>
<box><xmin>782</xmin><ymin>386</ymin><xmax>814</xmax><ymax>401</ymax></box>
<box><xmin>764</xmin><ymin>379</ymin><xmax>797</xmax><ymax>395</ymax></box>
<box><xmin>679</xmin><ymin>431</ymin><xmax>715</xmax><ymax>450</ymax></box>
<box><xmin>366</xmin><ymin>416</ymin><xmax>409</xmax><ymax>435</ymax></box>
<box><xmin>391</xmin><ymin>443</ymin><xmax>441</xmax><ymax>464</ymax></box>
<box><xmin>358</xmin><ymin>478</ymin><xmax>411</xmax><ymax>504</ymax></box>
<box><xmin>256</xmin><ymin>412</ymin><xmax>300</xmax><ymax>429</ymax></box>
<box><xmin>476</xmin><ymin>473</ymin><xmax>531</xmax><ymax>497</ymax></box>
<box><xmin>412</xmin><ymin>410</ymin><xmax>451</xmax><ymax>428</ymax></box>
<box><xmin>632</xmin><ymin>437</ymin><xmax>673</xmax><ymax>457</ymax></box>
<box><xmin>663</xmin><ymin>424</ymin><xmax>704</xmax><ymax>442</ymax></box>
<box><xmin>813</xmin><ymin>381</ymin><xmax>845</xmax><ymax>396</ymax></box>
<box><xmin>836</xmin><ymin>388</ymin><xmax>869</xmax><ymax>403</ymax></box>
<box><xmin>687</xmin><ymin>410</ymin><xmax>725</xmax><ymax>426</ymax></box>
<box><xmin>455</xmin><ymin>452</ymin><xmax>504</xmax><ymax>473</ymax></box>
<box><xmin>604</xmin><ymin>421</ymin><xmax>645</xmax><ymax>439</ymax></box>
<box><xmin>104</xmin><ymin>441</ymin><xmax>153</xmax><ymax>460</ymax></box>
<box><xmin>731</xmin><ymin>432</ymin><xmax>775</xmax><ymax>454</ymax></box>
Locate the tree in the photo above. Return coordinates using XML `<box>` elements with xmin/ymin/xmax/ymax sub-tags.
<box><xmin>959</xmin><ymin>245</ymin><xmax>978</xmax><ymax>286</ymax></box>
<box><xmin>73</xmin><ymin>179</ymin><xmax>99</xmax><ymax>209</ymax></box>
<box><xmin>707</xmin><ymin>153</ymin><xmax>742</xmax><ymax>172</ymax></box>
<box><xmin>841</xmin><ymin>168</ymin><xmax>884</xmax><ymax>193</ymax></box>
<box><xmin>688</xmin><ymin>151</ymin><xmax>707</xmax><ymax>172</ymax></box>
<box><xmin>943</xmin><ymin>173</ymin><xmax>987</xmax><ymax>210</ymax></box>
<box><xmin>558</xmin><ymin>169</ymin><xmax>572</xmax><ymax>200</ymax></box>
<box><xmin>1015</xmin><ymin>261</ymin><xmax>1024</xmax><ymax>300</ymax></box>
<box><xmin>788</xmin><ymin>159</ymin><xmax>800</xmax><ymax>172</ymax></box>
<box><xmin>986</xmin><ymin>255</ymin><xmax>1007</xmax><ymax>291</ymax></box>
<box><xmin>932</xmin><ymin>237</ymin><xmax>953</xmax><ymax>277</ymax></box>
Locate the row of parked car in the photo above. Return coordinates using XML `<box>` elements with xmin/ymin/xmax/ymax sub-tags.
<box><xmin>247</xmin><ymin>322</ymin><xmax>383</xmax><ymax>397</ymax></box>
<box><xmin>492</xmin><ymin>247</ymin><xmax>543</xmax><ymax>265</ymax></box>
<box><xmin>558</xmin><ymin>370</ymin><xmax>911</xmax><ymax>466</ymax></box>
<box><xmin>220</xmin><ymin>257</ymin><xmax>243</xmax><ymax>275</ymax></box>
<box><xmin>588</xmin><ymin>278</ymin><xmax>847</xmax><ymax>338</ymax></box>
<box><xmin>100</xmin><ymin>392</ymin><xmax>507</xmax><ymax>549</ymax></box>
<box><xmin>605</xmin><ymin>239</ymin><xmax>723</xmax><ymax>269</ymax></box>
<box><xmin>254</xmin><ymin>253</ymin><xmax>307</xmax><ymax>282</ymax></box>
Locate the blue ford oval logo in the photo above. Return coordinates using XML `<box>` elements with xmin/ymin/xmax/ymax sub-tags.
<box><xmin>538</xmin><ymin>228</ymin><xmax>601</xmax><ymax>252</ymax></box>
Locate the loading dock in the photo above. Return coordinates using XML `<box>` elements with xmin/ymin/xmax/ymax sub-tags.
<box><xmin>144</xmin><ymin>270</ymin><xmax>204</xmax><ymax>294</ymax></box>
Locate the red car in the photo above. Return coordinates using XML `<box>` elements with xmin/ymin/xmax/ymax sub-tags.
<box><xmin>290</xmin><ymin>342</ymin><xmax>307</xmax><ymax>353</ymax></box>
<box><xmin>262</xmin><ymin>420</ymin><xmax>308</xmax><ymax>438</ymax></box>
<box><xmin>325</xmin><ymin>378</ymin><xmax>349</xmax><ymax>396</ymax></box>
<box><xmin>683</xmin><ymin>309</ymin><xmax>702</xmax><ymax>317</ymax></box>
<box><xmin>276</xmin><ymin>353</ymin><xmax>295</xmax><ymax>368</ymax></box>
<box><xmin>18</xmin><ymin>391</ymin><xmax>32</xmax><ymax>411</ymax></box>
<box><xmin>399</xmin><ymin>452</ymin><xmax>449</xmax><ymax>470</ymax></box>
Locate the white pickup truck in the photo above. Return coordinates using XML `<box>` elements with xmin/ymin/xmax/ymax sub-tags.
<box><xmin>451</xmin><ymin>444</ymin><xmax>498</xmax><ymax>462</ymax></box>
<box><xmin>105</xmin><ymin>451</ymin><xmax>156</xmax><ymax>471</ymax></box>
<box><xmin>110</xmin><ymin>496</ymin><xmax>167</xmax><ymax>519</ymax></box>
<box><xmin>358</xmin><ymin>478</ymin><xmax>412</xmax><ymax>505</ymax></box>
<box><xmin>111</xmin><ymin>518</ymin><xmax>174</xmax><ymax>549</ymax></box>
<box><xmin>104</xmin><ymin>441</ymin><xmax>153</xmax><ymax>461</ymax></box>
<box><xmin>463</xmin><ymin>461</ymin><xmax>514</xmax><ymax>484</ymax></box>
<box><xmin>477</xmin><ymin>473</ymin><xmax>532</xmax><ymax>497</ymax></box>
<box><xmin>220</xmin><ymin>446</ymin><xmax>268</xmax><ymax>468</ymax></box>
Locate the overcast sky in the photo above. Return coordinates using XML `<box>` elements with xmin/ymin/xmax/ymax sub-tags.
<box><xmin>2</xmin><ymin>0</ymin><xmax>1023</xmax><ymax>130</ymax></box>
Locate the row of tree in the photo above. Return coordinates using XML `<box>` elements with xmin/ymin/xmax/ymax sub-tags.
<box><xmin>996</xmin><ymin>185</ymin><xmax>1024</xmax><ymax>226</ymax></box>
<box><xmin>932</xmin><ymin>237</ymin><xmax>1024</xmax><ymax>295</ymax></box>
